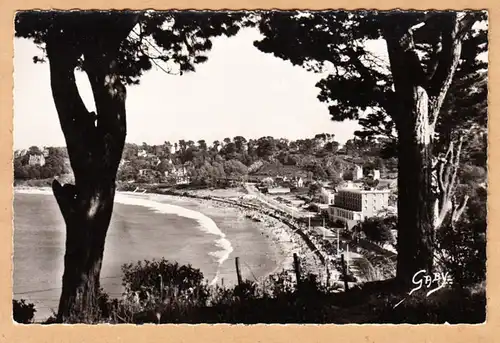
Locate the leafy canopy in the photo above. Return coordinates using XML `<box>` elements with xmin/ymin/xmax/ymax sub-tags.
<box><xmin>254</xmin><ymin>10</ymin><xmax>488</xmax><ymax>146</ymax></box>
<box><xmin>15</xmin><ymin>10</ymin><xmax>258</xmax><ymax>84</ymax></box>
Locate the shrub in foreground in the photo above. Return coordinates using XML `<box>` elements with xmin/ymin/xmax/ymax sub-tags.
<box><xmin>25</xmin><ymin>258</ymin><xmax>486</xmax><ymax>324</ymax></box>
<box><xmin>13</xmin><ymin>299</ymin><xmax>36</xmax><ymax>324</ymax></box>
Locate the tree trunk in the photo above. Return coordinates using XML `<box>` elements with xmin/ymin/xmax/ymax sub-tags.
<box><xmin>395</xmin><ymin>87</ymin><xmax>435</xmax><ymax>283</ymax></box>
<box><xmin>45</xmin><ymin>13</ymin><xmax>138</xmax><ymax>322</ymax></box>
<box><xmin>54</xmin><ymin>182</ymin><xmax>116</xmax><ymax>322</ymax></box>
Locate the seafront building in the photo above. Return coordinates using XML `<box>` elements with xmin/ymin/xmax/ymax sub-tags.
<box><xmin>327</xmin><ymin>188</ymin><xmax>391</xmax><ymax>229</ymax></box>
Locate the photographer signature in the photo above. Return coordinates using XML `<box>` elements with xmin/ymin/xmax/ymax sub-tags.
<box><xmin>393</xmin><ymin>270</ymin><xmax>453</xmax><ymax>308</ymax></box>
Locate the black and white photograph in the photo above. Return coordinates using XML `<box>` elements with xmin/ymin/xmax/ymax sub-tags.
<box><xmin>12</xmin><ymin>9</ymin><xmax>488</xmax><ymax>324</ymax></box>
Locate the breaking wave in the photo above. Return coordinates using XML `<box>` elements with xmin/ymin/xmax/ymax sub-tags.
<box><xmin>114</xmin><ymin>193</ymin><xmax>233</xmax><ymax>284</ymax></box>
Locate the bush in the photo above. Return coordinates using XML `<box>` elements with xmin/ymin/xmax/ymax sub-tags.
<box><xmin>436</xmin><ymin>219</ymin><xmax>486</xmax><ymax>287</ymax></box>
<box><xmin>13</xmin><ymin>299</ymin><xmax>36</xmax><ymax>324</ymax></box>
<box><xmin>435</xmin><ymin>186</ymin><xmax>487</xmax><ymax>288</ymax></box>
<box><xmin>121</xmin><ymin>258</ymin><xmax>210</xmax><ymax>309</ymax></box>
<box><xmin>355</xmin><ymin>216</ymin><xmax>396</xmax><ymax>246</ymax></box>
<box><xmin>39</xmin><ymin>257</ymin><xmax>485</xmax><ymax>324</ymax></box>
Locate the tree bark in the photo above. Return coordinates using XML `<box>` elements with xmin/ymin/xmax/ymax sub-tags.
<box><xmin>45</xmin><ymin>13</ymin><xmax>138</xmax><ymax>322</ymax></box>
<box><xmin>395</xmin><ymin>87</ymin><xmax>435</xmax><ymax>282</ymax></box>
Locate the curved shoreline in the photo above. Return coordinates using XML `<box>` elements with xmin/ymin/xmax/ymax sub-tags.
<box><xmin>113</xmin><ymin>193</ymin><xmax>234</xmax><ymax>285</ymax></box>
<box><xmin>13</xmin><ymin>187</ymin><xmax>299</xmax><ymax>284</ymax></box>
<box><xmin>137</xmin><ymin>189</ymin><xmax>329</xmax><ymax>279</ymax></box>
<box><xmin>121</xmin><ymin>191</ymin><xmax>305</xmax><ymax>280</ymax></box>
<box><xmin>14</xmin><ymin>187</ymin><xmax>326</xmax><ymax>280</ymax></box>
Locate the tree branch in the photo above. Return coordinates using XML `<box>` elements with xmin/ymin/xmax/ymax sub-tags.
<box><xmin>428</xmin><ymin>13</ymin><xmax>476</xmax><ymax>131</ymax></box>
<box><xmin>451</xmin><ymin>194</ymin><xmax>469</xmax><ymax>222</ymax></box>
<box><xmin>46</xmin><ymin>36</ymin><xmax>96</xmax><ymax>184</ymax></box>
<box><xmin>434</xmin><ymin>136</ymin><xmax>468</xmax><ymax>230</ymax></box>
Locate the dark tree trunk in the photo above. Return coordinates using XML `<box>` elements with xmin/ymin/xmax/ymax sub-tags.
<box><xmin>44</xmin><ymin>13</ymin><xmax>138</xmax><ymax>322</ymax></box>
<box><xmin>395</xmin><ymin>90</ymin><xmax>435</xmax><ymax>283</ymax></box>
<box><xmin>53</xmin><ymin>182</ymin><xmax>116</xmax><ymax>322</ymax></box>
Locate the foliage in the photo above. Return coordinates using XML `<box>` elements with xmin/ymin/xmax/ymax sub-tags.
<box><xmin>13</xmin><ymin>147</ymin><xmax>69</xmax><ymax>180</ymax></box>
<box><xmin>16</xmin><ymin>258</ymin><xmax>477</xmax><ymax>324</ymax></box>
<box><xmin>16</xmin><ymin>133</ymin><xmax>398</xmax><ymax>187</ymax></box>
<box><xmin>111</xmin><ymin>133</ymin><xmax>392</xmax><ymax>186</ymax></box>
<box><xmin>16</xmin><ymin>11</ymin><xmax>258</xmax><ymax>82</ymax></box>
<box><xmin>435</xmin><ymin>185</ymin><xmax>487</xmax><ymax>287</ymax></box>
<box><xmin>354</xmin><ymin>216</ymin><xmax>396</xmax><ymax>246</ymax></box>
<box><xmin>121</xmin><ymin>258</ymin><xmax>210</xmax><ymax>309</ymax></box>
<box><xmin>13</xmin><ymin>299</ymin><xmax>36</xmax><ymax>324</ymax></box>
<box><xmin>307</xmin><ymin>182</ymin><xmax>322</xmax><ymax>198</ymax></box>
<box><xmin>361</xmin><ymin>176</ymin><xmax>379</xmax><ymax>189</ymax></box>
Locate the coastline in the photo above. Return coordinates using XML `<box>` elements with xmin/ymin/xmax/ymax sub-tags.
<box><xmin>137</xmin><ymin>188</ymin><xmax>328</xmax><ymax>279</ymax></box>
<box><xmin>117</xmin><ymin>190</ymin><xmax>313</xmax><ymax>281</ymax></box>
<box><xmin>13</xmin><ymin>185</ymin><xmax>312</xmax><ymax>285</ymax></box>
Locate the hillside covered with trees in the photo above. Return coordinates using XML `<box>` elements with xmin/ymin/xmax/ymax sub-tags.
<box><xmin>115</xmin><ymin>133</ymin><xmax>398</xmax><ymax>186</ymax></box>
<box><xmin>14</xmin><ymin>133</ymin><xmax>399</xmax><ymax>187</ymax></box>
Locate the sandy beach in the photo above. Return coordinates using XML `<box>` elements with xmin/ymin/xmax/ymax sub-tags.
<box><xmin>120</xmin><ymin>189</ymin><xmax>322</xmax><ymax>278</ymax></box>
<box><xmin>146</xmin><ymin>187</ymin><xmax>328</xmax><ymax>279</ymax></box>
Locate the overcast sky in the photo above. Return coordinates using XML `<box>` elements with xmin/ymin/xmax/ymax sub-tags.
<box><xmin>14</xmin><ymin>27</ymin><xmax>362</xmax><ymax>150</ymax></box>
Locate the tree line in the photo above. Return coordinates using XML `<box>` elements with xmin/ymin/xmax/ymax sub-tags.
<box><xmin>13</xmin><ymin>146</ymin><xmax>69</xmax><ymax>181</ymax></box>
<box><xmin>117</xmin><ymin>133</ymin><xmax>397</xmax><ymax>186</ymax></box>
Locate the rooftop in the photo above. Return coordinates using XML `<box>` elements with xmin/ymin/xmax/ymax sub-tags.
<box><xmin>337</xmin><ymin>188</ymin><xmax>391</xmax><ymax>194</ymax></box>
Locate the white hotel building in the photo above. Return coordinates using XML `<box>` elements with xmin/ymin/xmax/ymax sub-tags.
<box><xmin>327</xmin><ymin>188</ymin><xmax>391</xmax><ymax>229</ymax></box>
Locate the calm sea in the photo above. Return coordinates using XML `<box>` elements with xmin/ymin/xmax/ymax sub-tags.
<box><xmin>13</xmin><ymin>191</ymin><xmax>279</xmax><ymax>320</ymax></box>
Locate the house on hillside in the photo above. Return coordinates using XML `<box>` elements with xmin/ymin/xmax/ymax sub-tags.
<box><xmin>42</xmin><ymin>148</ymin><xmax>50</xmax><ymax>157</ymax></box>
<box><xmin>14</xmin><ymin>150</ymin><xmax>28</xmax><ymax>158</ymax></box>
<box><xmin>164</xmin><ymin>165</ymin><xmax>190</xmax><ymax>185</ymax></box>
<box><xmin>292</xmin><ymin>176</ymin><xmax>304</xmax><ymax>188</ymax></box>
<box><xmin>28</xmin><ymin>154</ymin><xmax>45</xmax><ymax>166</ymax></box>
<box><xmin>138</xmin><ymin>169</ymin><xmax>156</xmax><ymax>178</ymax></box>
<box><xmin>353</xmin><ymin>165</ymin><xmax>363</xmax><ymax>180</ymax></box>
